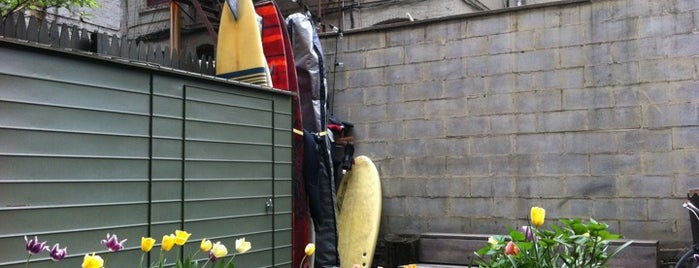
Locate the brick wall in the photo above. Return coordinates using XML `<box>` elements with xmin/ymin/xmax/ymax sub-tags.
<box><xmin>322</xmin><ymin>0</ymin><xmax>699</xmax><ymax>252</ymax></box>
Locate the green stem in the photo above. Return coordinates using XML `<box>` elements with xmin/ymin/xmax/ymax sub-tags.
<box><xmin>158</xmin><ymin>250</ymin><xmax>165</xmax><ymax>268</ymax></box>
<box><xmin>224</xmin><ymin>254</ymin><xmax>236</xmax><ymax>267</ymax></box>
<box><xmin>24</xmin><ymin>254</ymin><xmax>31</xmax><ymax>268</ymax></box>
<box><xmin>140</xmin><ymin>252</ymin><xmax>145</xmax><ymax>268</ymax></box>
<box><xmin>299</xmin><ymin>255</ymin><xmax>307</xmax><ymax>268</ymax></box>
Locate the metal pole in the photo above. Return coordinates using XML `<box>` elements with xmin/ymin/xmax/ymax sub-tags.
<box><xmin>170</xmin><ymin>1</ymin><xmax>181</xmax><ymax>56</ymax></box>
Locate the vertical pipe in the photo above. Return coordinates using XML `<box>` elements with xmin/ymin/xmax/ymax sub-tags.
<box><xmin>170</xmin><ymin>1</ymin><xmax>181</xmax><ymax>56</ymax></box>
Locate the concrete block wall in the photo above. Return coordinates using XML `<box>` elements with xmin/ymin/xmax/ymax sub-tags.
<box><xmin>323</xmin><ymin>0</ymin><xmax>699</xmax><ymax>251</ymax></box>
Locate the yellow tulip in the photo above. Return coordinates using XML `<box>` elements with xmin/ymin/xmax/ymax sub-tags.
<box><xmin>211</xmin><ymin>242</ymin><xmax>228</xmax><ymax>258</ymax></box>
<box><xmin>161</xmin><ymin>234</ymin><xmax>176</xmax><ymax>251</ymax></box>
<box><xmin>304</xmin><ymin>243</ymin><xmax>315</xmax><ymax>256</ymax></box>
<box><xmin>141</xmin><ymin>237</ymin><xmax>156</xmax><ymax>252</ymax></box>
<box><xmin>174</xmin><ymin>230</ymin><xmax>191</xmax><ymax>246</ymax></box>
<box><xmin>200</xmin><ymin>238</ymin><xmax>213</xmax><ymax>252</ymax></box>
<box><xmin>81</xmin><ymin>253</ymin><xmax>104</xmax><ymax>268</ymax></box>
<box><xmin>235</xmin><ymin>238</ymin><xmax>252</xmax><ymax>254</ymax></box>
<box><xmin>530</xmin><ymin>206</ymin><xmax>546</xmax><ymax>227</ymax></box>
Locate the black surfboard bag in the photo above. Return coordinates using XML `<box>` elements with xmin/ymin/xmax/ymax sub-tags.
<box><xmin>287</xmin><ymin>12</ymin><xmax>340</xmax><ymax>267</ymax></box>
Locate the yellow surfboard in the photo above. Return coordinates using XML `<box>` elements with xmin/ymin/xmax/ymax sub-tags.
<box><xmin>216</xmin><ymin>0</ymin><xmax>272</xmax><ymax>86</ymax></box>
<box><xmin>337</xmin><ymin>155</ymin><xmax>382</xmax><ymax>268</ymax></box>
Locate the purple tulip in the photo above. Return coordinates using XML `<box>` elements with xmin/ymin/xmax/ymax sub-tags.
<box><xmin>101</xmin><ymin>233</ymin><xmax>127</xmax><ymax>252</ymax></box>
<box><xmin>24</xmin><ymin>236</ymin><xmax>49</xmax><ymax>255</ymax></box>
<box><xmin>209</xmin><ymin>250</ymin><xmax>220</xmax><ymax>262</ymax></box>
<box><xmin>520</xmin><ymin>225</ymin><xmax>534</xmax><ymax>241</ymax></box>
<box><xmin>49</xmin><ymin>244</ymin><xmax>67</xmax><ymax>261</ymax></box>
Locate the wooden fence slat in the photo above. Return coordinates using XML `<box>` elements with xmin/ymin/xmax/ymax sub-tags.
<box><xmin>109</xmin><ymin>36</ymin><xmax>121</xmax><ymax>56</ymax></box>
<box><xmin>4</xmin><ymin>13</ymin><xmax>16</xmax><ymax>38</ymax></box>
<box><xmin>58</xmin><ymin>24</ymin><xmax>70</xmax><ymax>48</ymax></box>
<box><xmin>79</xmin><ymin>29</ymin><xmax>92</xmax><ymax>51</ymax></box>
<box><xmin>38</xmin><ymin>19</ymin><xmax>49</xmax><ymax>44</ymax></box>
<box><xmin>15</xmin><ymin>13</ymin><xmax>27</xmax><ymax>40</ymax></box>
<box><xmin>163</xmin><ymin>46</ymin><xmax>172</xmax><ymax>68</ymax></box>
<box><xmin>129</xmin><ymin>40</ymin><xmax>138</xmax><ymax>59</ymax></box>
<box><xmin>0</xmin><ymin>16</ymin><xmax>4</xmax><ymax>36</ymax></box>
<box><xmin>154</xmin><ymin>45</ymin><xmax>164</xmax><ymax>65</ymax></box>
<box><xmin>26</xmin><ymin>16</ymin><xmax>39</xmax><ymax>42</ymax></box>
<box><xmin>120</xmin><ymin>37</ymin><xmax>129</xmax><ymax>58</ymax></box>
<box><xmin>70</xmin><ymin>25</ymin><xmax>80</xmax><ymax>49</ymax></box>
<box><xmin>138</xmin><ymin>44</ymin><xmax>147</xmax><ymax>61</ymax></box>
<box><xmin>172</xmin><ymin>48</ymin><xmax>180</xmax><ymax>69</ymax></box>
<box><xmin>49</xmin><ymin>21</ymin><xmax>60</xmax><ymax>47</ymax></box>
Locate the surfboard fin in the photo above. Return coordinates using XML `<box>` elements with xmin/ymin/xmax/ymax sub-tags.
<box><xmin>226</xmin><ymin>0</ymin><xmax>239</xmax><ymax>20</ymax></box>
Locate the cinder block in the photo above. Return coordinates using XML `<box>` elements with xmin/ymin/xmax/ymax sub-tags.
<box><xmin>352</xmin><ymin>103</ymin><xmax>387</xmax><ymax>122</ymax></box>
<box><xmin>347</xmin><ymin>68</ymin><xmax>384</xmax><ymax>88</ymax></box>
<box><xmin>445</xmin><ymin>116</ymin><xmax>489</xmax><ymax>136</ymax></box>
<box><xmin>490</xmin><ymin>155</ymin><xmax>537</xmax><ymax>176</ymax></box>
<box><xmin>467</xmin><ymin>16</ymin><xmax>512</xmax><ymax>37</ymax></box>
<box><xmin>404</xmin><ymin>80</ymin><xmax>443</xmax><ymax>101</ymax></box>
<box><xmin>644</xmin><ymin>103</ymin><xmax>699</xmax><ymax>128</ymax></box>
<box><xmin>515</xmin><ymin>50</ymin><xmax>556</xmax><ymax>72</ymax></box>
<box><xmin>639</xmin><ymin>58</ymin><xmax>695</xmax><ymax>83</ymax></box>
<box><xmin>406</xmin><ymin>43</ymin><xmax>444</xmax><ymax>63</ymax></box>
<box><xmin>566</xmin><ymin>176</ymin><xmax>616</xmax><ymax>197</ymax></box>
<box><xmin>366</xmin><ymin>46</ymin><xmax>404</xmax><ymax>68</ymax></box>
<box><xmin>385</xmin><ymin>64</ymin><xmax>423</xmax><ymax>85</ymax></box>
<box><xmin>366</xmin><ymin>120</ymin><xmax>401</xmax><ymax>141</ymax></box>
<box><xmin>345</xmin><ymin>31</ymin><xmax>386</xmax><ymax>52</ymax></box>
<box><xmin>515</xmin><ymin>176</ymin><xmax>567</xmax><ymax>198</ymax></box>
<box><xmin>387</xmin><ymin>27</ymin><xmax>427</xmax><ymax>47</ymax></box>
<box><xmin>589</xmin><ymin>107</ymin><xmax>642</xmax><ymax>130</ymax></box>
<box><xmin>388</xmin><ymin>139</ymin><xmax>428</xmax><ymax>158</ymax></box>
<box><xmin>387</xmin><ymin>101</ymin><xmax>425</xmax><ymax>120</ymax></box>
<box><xmin>591</xmin><ymin>154</ymin><xmax>642</xmax><ymax>175</ymax></box>
<box><xmin>617</xmin><ymin>175</ymin><xmax>673</xmax><ymax>198</ymax></box>
<box><xmin>538</xmin><ymin>153</ymin><xmax>588</xmax><ymax>175</ymax></box>
<box><xmin>425</xmin><ymin>98</ymin><xmax>468</xmax><ymax>118</ymax></box>
<box><xmin>427</xmin><ymin>178</ymin><xmax>470</xmax><ymax>198</ymax></box>
<box><xmin>449</xmin><ymin>197</ymin><xmax>493</xmax><ymax>217</ymax></box>
<box><xmin>405</xmin><ymin>156</ymin><xmax>447</xmax><ymax>177</ymax></box>
<box><xmin>472</xmin><ymin>136</ymin><xmax>512</xmax><ymax>155</ymax></box>
<box><xmin>563</xmin><ymin>88</ymin><xmax>614</xmax><ymax>109</ymax></box>
<box><xmin>404</xmin><ymin>119</ymin><xmax>445</xmax><ymax>139</ymax></box>
<box><xmin>364</xmin><ymin>84</ymin><xmax>401</xmax><ymax>105</ymax></box>
<box><xmin>674</xmin><ymin>127</ymin><xmax>699</xmax><ymax>150</ymax></box>
<box><xmin>425</xmin><ymin>58</ymin><xmax>466</xmax><ymax>81</ymax></box>
<box><xmin>539</xmin><ymin>110</ymin><xmax>588</xmax><ymax>132</ymax></box>
<box><xmin>425</xmin><ymin>138</ymin><xmax>469</xmax><ymax>157</ymax></box>
<box><xmin>407</xmin><ymin>197</ymin><xmax>448</xmax><ymax>217</ymax></box>
<box><xmin>564</xmin><ymin>132</ymin><xmax>618</xmax><ymax>154</ymax></box>
<box><xmin>490</xmin><ymin>115</ymin><xmax>518</xmax><ymax>135</ymax></box>
<box><xmin>515</xmin><ymin>133</ymin><xmax>564</xmax><ymax>154</ymax></box>
<box><xmin>488</xmin><ymin>33</ymin><xmax>513</xmax><ymax>54</ymax></box>
<box><xmin>446</xmin><ymin>156</ymin><xmax>490</xmax><ymax>176</ymax></box>
<box><xmin>559</xmin><ymin>46</ymin><xmax>586</xmax><ymax>67</ymax></box>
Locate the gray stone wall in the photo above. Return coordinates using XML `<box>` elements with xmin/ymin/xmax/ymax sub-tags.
<box><xmin>323</xmin><ymin>0</ymin><xmax>699</xmax><ymax>249</ymax></box>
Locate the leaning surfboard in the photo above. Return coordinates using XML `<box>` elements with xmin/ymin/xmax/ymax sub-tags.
<box><xmin>337</xmin><ymin>155</ymin><xmax>382</xmax><ymax>268</ymax></box>
<box><xmin>255</xmin><ymin>1</ymin><xmax>311</xmax><ymax>267</ymax></box>
<box><xmin>216</xmin><ymin>0</ymin><xmax>272</xmax><ymax>86</ymax></box>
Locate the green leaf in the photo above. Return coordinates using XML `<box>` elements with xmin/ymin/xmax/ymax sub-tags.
<box><xmin>510</xmin><ymin>230</ymin><xmax>526</xmax><ymax>242</ymax></box>
<box><xmin>571</xmin><ymin>222</ymin><xmax>588</xmax><ymax>235</ymax></box>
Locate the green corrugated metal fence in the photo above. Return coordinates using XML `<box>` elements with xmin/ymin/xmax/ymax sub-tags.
<box><xmin>0</xmin><ymin>39</ymin><xmax>293</xmax><ymax>268</ymax></box>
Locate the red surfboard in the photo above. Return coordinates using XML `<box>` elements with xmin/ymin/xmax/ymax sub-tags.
<box><xmin>255</xmin><ymin>1</ymin><xmax>311</xmax><ymax>267</ymax></box>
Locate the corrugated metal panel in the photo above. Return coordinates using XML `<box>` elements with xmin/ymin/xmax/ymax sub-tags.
<box><xmin>0</xmin><ymin>41</ymin><xmax>292</xmax><ymax>267</ymax></box>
